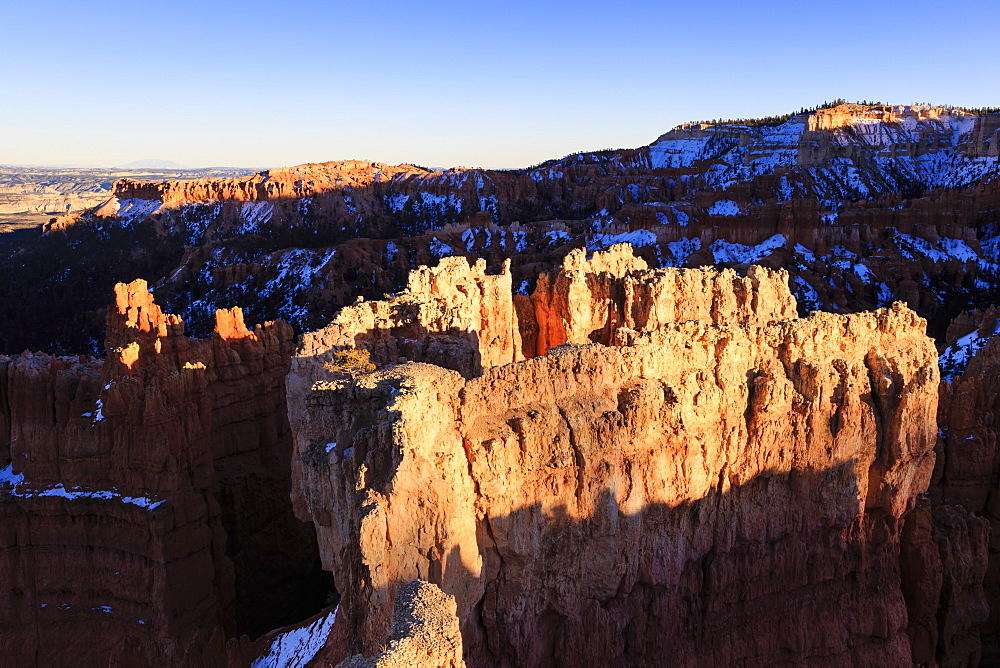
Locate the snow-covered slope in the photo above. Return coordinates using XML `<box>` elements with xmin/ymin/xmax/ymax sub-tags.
<box><xmin>644</xmin><ymin>104</ymin><xmax>1000</xmax><ymax>200</ymax></box>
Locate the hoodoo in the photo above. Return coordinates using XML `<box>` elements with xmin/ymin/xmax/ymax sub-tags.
<box><xmin>0</xmin><ymin>282</ymin><xmax>329</xmax><ymax>666</ymax></box>
<box><xmin>286</xmin><ymin>245</ymin><xmax>985</xmax><ymax>666</ymax></box>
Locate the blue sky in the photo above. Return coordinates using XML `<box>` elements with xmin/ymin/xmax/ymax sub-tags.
<box><xmin>2</xmin><ymin>0</ymin><xmax>998</xmax><ymax>169</ymax></box>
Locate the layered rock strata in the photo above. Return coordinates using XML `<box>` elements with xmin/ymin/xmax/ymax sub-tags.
<box><xmin>0</xmin><ymin>281</ymin><xmax>326</xmax><ymax>665</ymax></box>
<box><xmin>0</xmin><ymin>165</ymin><xmax>253</xmax><ymax>215</ymax></box>
<box><xmin>288</xmin><ymin>246</ymin><xmax>967</xmax><ymax>666</ymax></box>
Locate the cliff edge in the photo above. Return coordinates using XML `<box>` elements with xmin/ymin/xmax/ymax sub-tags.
<box><xmin>287</xmin><ymin>245</ymin><xmax>981</xmax><ymax>666</ymax></box>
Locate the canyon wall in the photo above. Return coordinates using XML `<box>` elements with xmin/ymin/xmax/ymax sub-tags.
<box><xmin>288</xmin><ymin>245</ymin><xmax>982</xmax><ymax>666</ymax></box>
<box><xmin>0</xmin><ymin>282</ymin><xmax>326</xmax><ymax>665</ymax></box>
<box><xmin>936</xmin><ymin>311</ymin><xmax>1000</xmax><ymax>662</ymax></box>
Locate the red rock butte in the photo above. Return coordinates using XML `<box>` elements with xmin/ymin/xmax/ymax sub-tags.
<box><xmin>283</xmin><ymin>244</ymin><xmax>983</xmax><ymax>666</ymax></box>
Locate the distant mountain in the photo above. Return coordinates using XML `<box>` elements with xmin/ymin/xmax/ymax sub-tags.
<box><xmin>114</xmin><ymin>159</ymin><xmax>189</xmax><ymax>169</ymax></box>
<box><xmin>202</xmin><ymin>166</ymin><xmax>265</xmax><ymax>172</ymax></box>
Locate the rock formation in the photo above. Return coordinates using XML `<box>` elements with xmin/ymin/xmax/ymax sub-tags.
<box><xmin>935</xmin><ymin>306</ymin><xmax>1000</xmax><ymax>662</ymax></box>
<box><xmin>0</xmin><ymin>281</ymin><xmax>327</xmax><ymax>666</ymax></box>
<box><xmin>290</xmin><ymin>255</ymin><xmax>521</xmax><ymax>384</ymax></box>
<box><xmin>3</xmin><ymin>101</ymin><xmax>1000</xmax><ymax>666</ymax></box>
<box><xmin>287</xmin><ymin>244</ymin><xmax>978</xmax><ymax>666</ymax></box>
<box><xmin>338</xmin><ymin>581</ymin><xmax>465</xmax><ymax>668</ymax></box>
<box><xmin>5</xmin><ymin>103</ymin><xmax>1000</xmax><ymax>355</ymax></box>
<box><xmin>0</xmin><ymin>165</ymin><xmax>252</xmax><ymax>215</ymax></box>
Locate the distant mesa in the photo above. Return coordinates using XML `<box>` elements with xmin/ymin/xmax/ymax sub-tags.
<box><xmin>114</xmin><ymin>159</ymin><xmax>189</xmax><ymax>170</ymax></box>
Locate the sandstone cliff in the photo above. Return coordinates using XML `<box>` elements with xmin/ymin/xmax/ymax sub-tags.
<box><xmin>3</xmin><ymin>101</ymin><xmax>1000</xmax><ymax>666</ymax></box>
<box><xmin>0</xmin><ymin>281</ymin><xmax>327</xmax><ymax>666</ymax></box>
<box><xmin>287</xmin><ymin>245</ymin><xmax>972</xmax><ymax>666</ymax></box>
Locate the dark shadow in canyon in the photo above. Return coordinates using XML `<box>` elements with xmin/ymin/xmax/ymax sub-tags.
<box><xmin>344</xmin><ymin>461</ymin><xmax>986</xmax><ymax>668</ymax></box>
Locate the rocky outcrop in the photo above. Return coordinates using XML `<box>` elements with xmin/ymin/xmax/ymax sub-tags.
<box><xmin>338</xmin><ymin>581</ymin><xmax>465</xmax><ymax>668</ymax></box>
<box><xmin>4</xmin><ymin>101</ymin><xmax>1000</xmax><ymax>666</ymax></box>
<box><xmin>288</xmin><ymin>246</ymin><xmax>955</xmax><ymax>666</ymax></box>
<box><xmin>290</xmin><ymin>255</ymin><xmax>520</xmax><ymax>385</ymax></box>
<box><xmin>0</xmin><ymin>281</ymin><xmax>327</xmax><ymax>665</ymax></box>
<box><xmin>900</xmin><ymin>498</ymin><xmax>989</xmax><ymax>666</ymax></box>
<box><xmin>524</xmin><ymin>247</ymin><xmax>797</xmax><ymax>356</ymax></box>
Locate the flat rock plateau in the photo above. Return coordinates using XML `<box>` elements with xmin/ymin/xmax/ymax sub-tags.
<box><xmin>3</xmin><ymin>102</ymin><xmax>1000</xmax><ymax>666</ymax></box>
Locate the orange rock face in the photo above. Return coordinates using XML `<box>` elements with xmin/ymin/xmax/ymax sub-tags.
<box><xmin>287</xmin><ymin>245</ymin><xmax>961</xmax><ymax>666</ymax></box>
<box><xmin>0</xmin><ymin>281</ymin><xmax>327</xmax><ymax>665</ymax></box>
<box><xmin>291</xmin><ymin>256</ymin><xmax>521</xmax><ymax>383</ymax></box>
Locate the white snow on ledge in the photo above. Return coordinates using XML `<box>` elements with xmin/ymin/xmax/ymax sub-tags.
<box><xmin>0</xmin><ymin>464</ymin><xmax>24</xmax><ymax>486</ymax></box>
<box><xmin>109</xmin><ymin>198</ymin><xmax>162</xmax><ymax>226</ymax></box>
<box><xmin>707</xmin><ymin>199</ymin><xmax>741</xmax><ymax>216</ymax></box>
<box><xmin>893</xmin><ymin>232</ymin><xmax>984</xmax><ymax>265</ymax></box>
<box><xmin>711</xmin><ymin>234</ymin><xmax>786</xmax><ymax>264</ymax></box>
<box><xmin>0</xmin><ymin>464</ymin><xmax>164</xmax><ymax>510</ymax></box>
<box><xmin>589</xmin><ymin>229</ymin><xmax>657</xmax><ymax>251</ymax></box>
<box><xmin>939</xmin><ymin>323</ymin><xmax>1000</xmax><ymax>380</ymax></box>
<box><xmin>252</xmin><ymin>607</ymin><xmax>338</xmax><ymax>668</ymax></box>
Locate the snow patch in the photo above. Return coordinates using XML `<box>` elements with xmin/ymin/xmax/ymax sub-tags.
<box><xmin>852</xmin><ymin>264</ymin><xmax>875</xmax><ymax>284</ymax></box>
<box><xmin>1</xmin><ymin>466</ymin><xmax>164</xmax><ymax>510</ymax></box>
<box><xmin>429</xmin><ymin>237</ymin><xmax>454</xmax><ymax>258</ymax></box>
<box><xmin>662</xmin><ymin>237</ymin><xmax>701</xmax><ymax>267</ymax></box>
<box><xmin>589</xmin><ymin>230</ymin><xmax>657</xmax><ymax>251</ymax></box>
<box><xmin>462</xmin><ymin>228</ymin><xmax>476</xmax><ymax>252</ymax></box>
<box><xmin>648</xmin><ymin>137</ymin><xmax>713</xmax><ymax>168</ymax></box>
<box><xmin>271</xmin><ymin>248</ymin><xmax>337</xmax><ymax>294</ymax></box>
<box><xmin>794</xmin><ymin>243</ymin><xmax>817</xmax><ymax>263</ymax></box>
<box><xmin>876</xmin><ymin>283</ymin><xmax>894</xmax><ymax>306</ymax></box>
<box><xmin>385</xmin><ymin>193</ymin><xmax>409</xmax><ymax>212</ymax></box>
<box><xmin>707</xmin><ymin>200</ymin><xmax>740</xmax><ymax>216</ymax></box>
<box><xmin>419</xmin><ymin>192</ymin><xmax>464</xmax><ymax>212</ymax></box>
<box><xmin>237</xmin><ymin>202</ymin><xmax>274</xmax><ymax>234</ymax></box>
<box><xmin>793</xmin><ymin>276</ymin><xmax>820</xmax><ymax>312</ymax></box>
<box><xmin>252</xmin><ymin>608</ymin><xmax>338</xmax><ymax>668</ymax></box>
<box><xmin>711</xmin><ymin>234</ymin><xmax>785</xmax><ymax>264</ymax></box>
<box><xmin>940</xmin><ymin>324</ymin><xmax>1000</xmax><ymax>380</ymax></box>
<box><xmin>385</xmin><ymin>242</ymin><xmax>399</xmax><ymax>263</ymax></box>
<box><xmin>0</xmin><ymin>464</ymin><xmax>24</xmax><ymax>486</ymax></box>
<box><xmin>894</xmin><ymin>233</ymin><xmax>982</xmax><ymax>264</ymax></box>
<box><xmin>111</xmin><ymin>198</ymin><xmax>162</xmax><ymax>226</ymax></box>
<box><xmin>544</xmin><ymin>230</ymin><xmax>570</xmax><ymax>246</ymax></box>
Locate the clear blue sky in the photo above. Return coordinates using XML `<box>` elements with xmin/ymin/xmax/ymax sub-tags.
<box><xmin>2</xmin><ymin>0</ymin><xmax>998</xmax><ymax>169</ymax></box>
